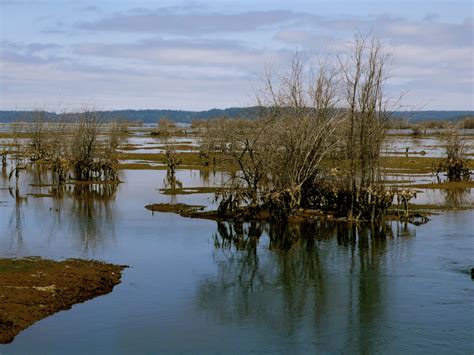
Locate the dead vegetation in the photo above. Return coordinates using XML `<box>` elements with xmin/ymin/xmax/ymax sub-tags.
<box><xmin>151</xmin><ymin>118</ymin><xmax>179</xmax><ymax>136</ymax></box>
<box><xmin>13</xmin><ymin>108</ymin><xmax>128</xmax><ymax>185</ymax></box>
<box><xmin>459</xmin><ymin>117</ymin><xmax>474</xmax><ymax>129</ymax></box>
<box><xmin>435</xmin><ymin>126</ymin><xmax>471</xmax><ymax>181</ymax></box>
<box><xmin>199</xmin><ymin>34</ymin><xmax>400</xmax><ymax>222</ymax></box>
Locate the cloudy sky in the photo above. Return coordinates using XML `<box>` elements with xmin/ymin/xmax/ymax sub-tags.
<box><xmin>0</xmin><ymin>0</ymin><xmax>472</xmax><ymax>111</ymax></box>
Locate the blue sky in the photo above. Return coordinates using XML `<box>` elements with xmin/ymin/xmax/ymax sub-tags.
<box><xmin>1</xmin><ymin>0</ymin><xmax>472</xmax><ymax>111</ymax></box>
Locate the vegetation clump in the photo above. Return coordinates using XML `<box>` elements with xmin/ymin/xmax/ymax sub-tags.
<box><xmin>151</xmin><ymin>118</ymin><xmax>177</xmax><ymax>136</ymax></box>
<box><xmin>459</xmin><ymin>116</ymin><xmax>474</xmax><ymax>129</ymax></box>
<box><xmin>145</xmin><ymin>203</ymin><xmax>205</xmax><ymax>216</ymax></box>
<box><xmin>411</xmin><ymin>126</ymin><xmax>422</xmax><ymax>137</ymax></box>
<box><xmin>21</xmin><ymin>108</ymin><xmax>127</xmax><ymax>184</ymax></box>
<box><xmin>435</xmin><ymin>127</ymin><xmax>471</xmax><ymax>181</ymax></box>
<box><xmin>202</xmin><ymin>35</ymin><xmax>400</xmax><ymax>223</ymax></box>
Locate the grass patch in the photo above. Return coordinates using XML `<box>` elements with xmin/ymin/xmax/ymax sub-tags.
<box><xmin>411</xmin><ymin>181</ymin><xmax>474</xmax><ymax>189</ymax></box>
<box><xmin>159</xmin><ymin>186</ymin><xmax>225</xmax><ymax>195</ymax></box>
<box><xmin>145</xmin><ymin>203</ymin><xmax>205</xmax><ymax>214</ymax></box>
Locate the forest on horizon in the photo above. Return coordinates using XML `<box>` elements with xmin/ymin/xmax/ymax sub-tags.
<box><xmin>0</xmin><ymin>108</ymin><xmax>472</xmax><ymax>124</ymax></box>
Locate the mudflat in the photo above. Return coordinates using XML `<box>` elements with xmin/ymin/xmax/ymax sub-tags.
<box><xmin>0</xmin><ymin>257</ymin><xmax>127</xmax><ymax>344</ymax></box>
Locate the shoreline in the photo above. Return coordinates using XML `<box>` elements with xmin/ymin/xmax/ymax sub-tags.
<box><xmin>0</xmin><ymin>258</ymin><xmax>127</xmax><ymax>344</ymax></box>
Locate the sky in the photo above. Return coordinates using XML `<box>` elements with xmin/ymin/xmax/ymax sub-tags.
<box><xmin>0</xmin><ymin>0</ymin><xmax>472</xmax><ymax>111</ymax></box>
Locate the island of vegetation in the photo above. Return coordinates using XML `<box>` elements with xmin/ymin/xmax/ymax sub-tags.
<box><xmin>0</xmin><ymin>35</ymin><xmax>472</xmax><ymax>226</ymax></box>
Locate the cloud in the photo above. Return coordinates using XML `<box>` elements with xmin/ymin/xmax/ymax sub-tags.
<box><xmin>73</xmin><ymin>37</ymin><xmax>288</xmax><ymax>71</ymax></box>
<box><xmin>76</xmin><ymin>8</ymin><xmax>305</xmax><ymax>34</ymax></box>
<box><xmin>0</xmin><ymin>41</ymin><xmax>65</xmax><ymax>65</ymax></box>
<box><xmin>0</xmin><ymin>39</ymin><xmax>261</xmax><ymax>110</ymax></box>
<box><xmin>382</xmin><ymin>16</ymin><xmax>473</xmax><ymax>47</ymax></box>
<box><xmin>79</xmin><ymin>5</ymin><xmax>101</xmax><ymax>12</ymax></box>
<box><xmin>273</xmin><ymin>31</ymin><xmax>341</xmax><ymax>53</ymax></box>
<box><xmin>270</xmin><ymin>15</ymin><xmax>473</xmax><ymax>110</ymax></box>
<box><xmin>1</xmin><ymin>3</ymin><xmax>472</xmax><ymax>110</ymax></box>
<box><xmin>0</xmin><ymin>50</ymin><xmax>255</xmax><ymax>110</ymax></box>
<box><xmin>274</xmin><ymin>15</ymin><xmax>473</xmax><ymax>49</ymax></box>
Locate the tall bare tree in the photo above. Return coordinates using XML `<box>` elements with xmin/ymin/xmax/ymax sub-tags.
<box><xmin>339</xmin><ymin>34</ymin><xmax>394</xmax><ymax>219</ymax></box>
<box><xmin>258</xmin><ymin>55</ymin><xmax>344</xmax><ymax>213</ymax></box>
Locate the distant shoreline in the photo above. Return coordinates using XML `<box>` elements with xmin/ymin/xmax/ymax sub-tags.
<box><xmin>0</xmin><ymin>108</ymin><xmax>472</xmax><ymax>124</ymax></box>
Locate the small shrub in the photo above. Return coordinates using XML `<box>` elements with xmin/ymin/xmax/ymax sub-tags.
<box><xmin>435</xmin><ymin>128</ymin><xmax>471</xmax><ymax>181</ymax></box>
<box><xmin>152</xmin><ymin>118</ymin><xmax>176</xmax><ymax>136</ymax></box>
<box><xmin>459</xmin><ymin>117</ymin><xmax>474</xmax><ymax>129</ymax></box>
<box><xmin>411</xmin><ymin>127</ymin><xmax>422</xmax><ymax>137</ymax></box>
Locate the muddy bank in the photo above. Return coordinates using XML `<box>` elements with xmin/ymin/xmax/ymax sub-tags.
<box><xmin>0</xmin><ymin>258</ymin><xmax>127</xmax><ymax>344</ymax></box>
<box><xmin>145</xmin><ymin>203</ymin><xmax>274</xmax><ymax>221</ymax></box>
<box><xmin>145</xmin><ymin>203</ymin><xmax>429</xmax><ymax>224</ymax></box>
<box><xmin>145</xmin><ymin>203</ymin><xmax>278</xmax><ymax>221</ymax></box>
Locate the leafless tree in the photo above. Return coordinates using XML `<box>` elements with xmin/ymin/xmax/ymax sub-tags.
<box><xmin>258</xmin><ymin>55</ymin><xmax>344</xmax><ymax>214</ymax></box>
<box><xmin>339</xmin><ymin>33</ymin><xmax>395</xmax><ymax>219</ymax></box>
<box><xmin>435</xmin><ymin>125</ymin><xmax>471</xmax><ymax>181</ymax></box>
<box><xmin>152</xmin><ymin>117</ymin><xmax>177</xmax><ymax>136</ymax></box>
<box><xmin>28</xmin><ymin>110</ymin><xmax>50</xmax><ymax>161</ymax></box>
<box><xmin>202</xmin><ymin>35</ymin><xmax>398</xmax><ymax>221</ymax></box>
<box><xmin>214</xmin><ymin>54</ymin><xmax>344</xmax><ymax>217</ymax></box>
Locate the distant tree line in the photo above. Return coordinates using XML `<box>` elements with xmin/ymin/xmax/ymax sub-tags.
<box><xmin>0</xmin><ymin>107</ymin><xmax>260</xmax><ymax>124</ymax></box>
<box><xmin>391</xmin><ymin>111</ymin><xmax>474</xmax><ymax>122</ymax></box>
<box><xmin>0</xmin><ymin>108</ymin><xmax>472</xmax><ymax>124</ymax></box>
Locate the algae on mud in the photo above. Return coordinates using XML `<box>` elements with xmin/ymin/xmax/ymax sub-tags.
<box><xmin>145</xmin><ymin>202</ymin><xmax>431</xmax><ymax>225</ymax></box>
<box><xmin>0</xmin><ymin>258</ymin><xmax>127</xmax><ymax>344</ymax></box>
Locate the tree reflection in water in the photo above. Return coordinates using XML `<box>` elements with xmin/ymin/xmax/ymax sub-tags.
<box><xmin>1</xmin><ymin>162</ymin><xmax>7</xmax><ymax>180</ymax></box>
<box><xmin>442</xmin><ymin>188</ymin><xmax>472</xmax><ymax>208</ymax></box>
<box><xmin>6</xmin><ymin>187</ymin><xmax>27</xmax><ymax>255</ymax></box>
<box><xmin>1</xmin><ymin>162</ymin><xmax>119</xmax><ymax>255</ymax></box>
<box><xmin>199</xmin><ymin>220</ymin><xmax>416</xmax><ymax>353</ymax></box>
<box><xmin>51</xmin><ymin>183</ymin><xmax>118</xmax><ymax>253</ymax></box>
<box><xmin>163</xmin><ymin>170</ymin><xmax>182</xmax><ymax>205</ymax></box>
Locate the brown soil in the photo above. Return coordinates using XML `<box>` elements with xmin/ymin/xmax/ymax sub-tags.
<box><xmin>411</xmin><ymin>180</ymin><xmax>474</xmax><ymax>189</ymax></box>
<box><xmin>145</xmin><ymin>203</ymin><xmax>431</xmax><ymax>225</ymax></box>
<box><xmin>0</xmin><ymin>257</ymin><xmax>127</xmax><ymax>344</ymax></box>
<box><xmin>158</xmin><ymin>186</ymin><xmax>226</xmax><ymax>195</ymax></box>
<box><xmin>146</xmin><ymin>203</ymin><xmax>334</xmax><ymax>222</ymax></box>
<box><xmin>145</xmin><ymin>203</ymin><xmax>208</xmax><ymax>216</ymax></box>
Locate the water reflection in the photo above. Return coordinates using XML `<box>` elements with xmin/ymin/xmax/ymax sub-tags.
<box><xmin>162</xmin><ymin>170</ymin><xmax>183</xmax><ymax>204</ymax></box>
<box><xmin>1</xmin><ymin>172</ymin><xmax>119</xmax><ymax>255</ymax></box>
<box><xmin>441</xmin><ymin>188</ymin><xmax>472</xmax><ymax>208</ymax></box>
<box><xmin>28</xmin><ymin>162</ymin><xmax>49</xmax><ymax>186</ymax></box>
<box><xmin>417</xmin><ymin>187</ymin><xmax>474</xmax><ymax>208</ymax></box>
<box><xmin>1</xmin><ymin>154</ymin><xmax>7</xmax><ymax>178</ymax></box>
<box><xmin>199</xmin><ymin>170</ymin><xmax>211</xmax><ymax>185</ymax></box>
<box><xmin>6</xmin><ymin>187</ymin><xmax>28</xmax><ymax>255</ymax></box>
<box><xmin>64</xmin><ymin>184</ymin><xmax>118</xmax><ymax>253</ymax></box>
<box><xmin>199</xmin><ymin>220</ymin><xmax>416</xmax><ymax>353</ymax></box>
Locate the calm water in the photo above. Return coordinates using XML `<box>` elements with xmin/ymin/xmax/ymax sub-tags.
<box><xmin>0</xmin><ymin>168</ymin><xmax>473</xmax><ymax>354</ymax></box>
<box><xmin>384</xmin><ymin>129</ymin><xmax>473</xmax><ymax>158</ymax></box>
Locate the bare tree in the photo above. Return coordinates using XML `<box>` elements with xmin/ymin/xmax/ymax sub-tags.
<box><xmin>28</xmin><ymin>110</ymin><xmax>50</xmax><ymax>161</ymax></box>
<box><xmin>66</xmin><ymin>108</ymin><xmax>123</xmax><ymax>182</ymax></box>
<box><xmin>258</xmin><ymin>55</ymin><xmax>344</xmax><ymax>215</ymax></box>
<box><xmin>204</xmin><ymin>35</ymin><xmax>398</xmax><ymax>221</ymax></box>
<box><xmin>215</xmin><ymin>54</ymin><xmax>344</xmax><ymax>217</ymax></box>
<box><xmin>152</xmin><ymin>117</ymin><xmax>176</xmax><ymax>136</ymax></box>
<box><xmin>339</xmin><ymin>34</ymin><xmax>394</xmax><ymax>219</ymax></box>
<box><xmin>9</xmin><ymin>122</ymin><xmax>28</xmax><ymax>187</ymax></box>
<box><xmin>435</xmin><ymin>125</ymin><xmax>471</xmax><ymax>181</ymax></box>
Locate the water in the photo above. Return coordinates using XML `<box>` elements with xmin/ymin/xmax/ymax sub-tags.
<box><xmin>384</xmin><ymin>129</ymin><xmax>473</xmax><ymax>158</ymax></box>
<box><xmin>0</xmin><ymin>167</ymin><xmax>473</xmax><ymax>354</ymax></box>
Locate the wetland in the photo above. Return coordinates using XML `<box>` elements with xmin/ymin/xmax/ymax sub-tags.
<box><xmin>0</xmin><ymin>119</ymin><xmax>473</xmax><ymax>353</ymax></box>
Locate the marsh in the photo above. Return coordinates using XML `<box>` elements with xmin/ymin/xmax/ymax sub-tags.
<box><xmin>0</xmin><ymin>139</ymin><xmax>472</xmax><ymax>353</ymax></box>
